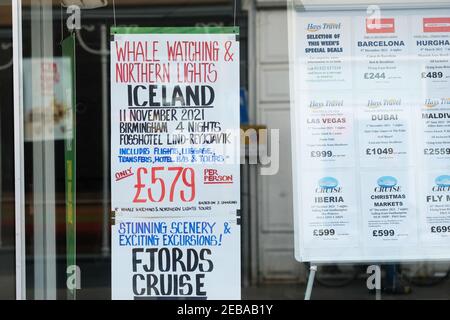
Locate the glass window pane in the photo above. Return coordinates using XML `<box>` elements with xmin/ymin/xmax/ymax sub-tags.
<box><xmin>0</xmin><ymin>0</ymin><xmax>15</xmax><ymax>301</ymax></box>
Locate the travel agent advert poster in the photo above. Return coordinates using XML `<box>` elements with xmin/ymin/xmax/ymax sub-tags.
<box><xmin>290</xmin><ymin>9</ymin><xmax>450</xmax><ymax>263</ymax></box>
<box><xmin>110</xmin><ymin>27</ymin><xmax>241</xmax><ymax>299</ymax></box>
<box><xmin>111</xmin><ymin>216</ymin><xmax>240</xmax><ymax>300</ymax></box>
<box><xmin>110</xmin><ymin>27</ymin><xmax>240</xmax><ymax>217</ymax></box>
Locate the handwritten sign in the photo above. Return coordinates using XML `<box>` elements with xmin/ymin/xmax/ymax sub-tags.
<box><xmin>110</xmin><ymin>27</ymin><xmax>241</xmax><ymax>299</ymax></box>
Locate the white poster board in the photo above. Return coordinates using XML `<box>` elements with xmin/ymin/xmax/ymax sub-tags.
<box><xmin>289</xmin><ymin>8</ymin><xmax>450</xmax><ymax>263</ymax></box>
<box><xmin>23</xmin><ymin>58</ymin><xmax>73</xmax><ymax>141</ymax></box>
<box><xmin>110</xmin><ymin>27</ymin><xmax>241</xmax><ymax>299</ymax></box>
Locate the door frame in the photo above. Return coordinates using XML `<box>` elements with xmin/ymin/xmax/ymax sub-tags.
<box><xmin>12</xmin><ymin>0</ymin><xmax>26</xmax><ymax>301</ymax></box>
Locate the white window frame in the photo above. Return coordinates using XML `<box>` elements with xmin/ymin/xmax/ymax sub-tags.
<box><xmin>12</xmin><ymin>0</ymin><xmax>26</xmax><ymax>301</ymax></box>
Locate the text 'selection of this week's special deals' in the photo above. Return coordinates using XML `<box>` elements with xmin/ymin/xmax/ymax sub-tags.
<box><xmin>290</xmin><ymin>8</ymin><xmax>450</xmax><ymax>263</ymax></box>
<box><xmin>110</xmin><ymin>27</ymin><xmax>240</xmax><ymax>300</ymax></box>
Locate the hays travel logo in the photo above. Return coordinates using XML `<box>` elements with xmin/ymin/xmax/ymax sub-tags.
<box><xmin>306</xmin><ymin>22</ymin><xmax>341</xmax><ymax>32</ymax></box>
<box><xmin>309</xmin><ymin>100</ymin><xmax>344</xmax><ymax>111</ymax></box>
<box><xmin>424</xmin><ymin>98</ymin><xmax>450</xmax><ymax>109</ymax></box>
<box><xmin>366</xmin><ymin>98</ymin><xmax>402</xmax><ymax>109</ymax></box>
<box><xmin>307</xmin><ymin>23</ymin><xmax>321</xmax><ymax>32</ymax></box>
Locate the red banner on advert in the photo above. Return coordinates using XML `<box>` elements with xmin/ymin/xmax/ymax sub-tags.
<box><xmin>423</xmin><ymin>17</ymin><xmax>450</xmax><ymax>32</ymax></box>
<box><xmin>366</xmin><ymin>18</ymin><xmax>395</xmax><ymax>33</ymax></box>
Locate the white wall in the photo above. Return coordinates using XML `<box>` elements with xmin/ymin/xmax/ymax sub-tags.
<box><xmin>254</xmin><ymin>5</ymin><xmax>305</xmax><ymax>282</ymax></box>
